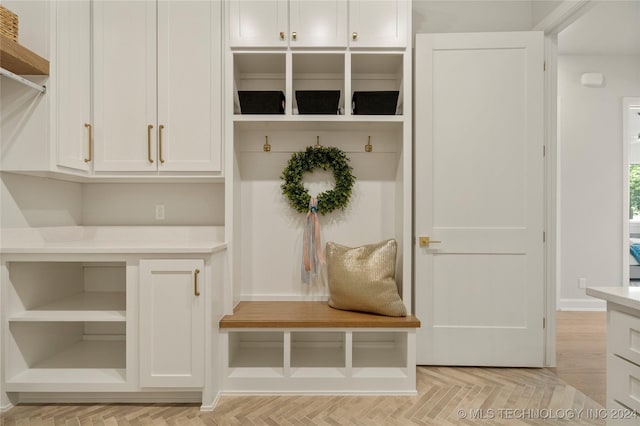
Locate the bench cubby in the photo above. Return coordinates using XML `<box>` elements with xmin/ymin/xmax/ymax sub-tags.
<box><xmin>219</xmin><ymin>302</ymin><xmax>419</xmax><ymax>393</ymax></box>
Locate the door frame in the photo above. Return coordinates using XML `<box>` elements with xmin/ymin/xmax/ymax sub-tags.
<box><xmin>534</xmin><ymin>0</ymin><xmax>593</xmax><ymax>366</ymax></box>
<box><xmin>622</xmin><ymin>98</ymin><xmax>640</xmax><ymax>288</ymax></box>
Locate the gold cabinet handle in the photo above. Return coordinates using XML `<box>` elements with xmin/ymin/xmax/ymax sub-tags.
<box><xmin>419</xmin><ymin>236</ymin><xmax>442</xmax><ymax>247</ymax></box>
<box><xmin>159</xmin><ymin>124</ymin><xmax>165</xmax><ymax>164</ymax></box>
<box><xmin>84</xmin><ymin>123</ymin><xmax>93</xmax><ymax>163</ymax></box>
<box><xmin>279</xmin><ymin>31</ymin><xmax>285</xmax><ymax>41</ymax></box>
<box><xmin>291</xmin><ymin>31</ymin><xmax>297</xmax><ymax>41</ymax></box>
<box><xmin>194</xmin><ymin>269</ymin><xmax>200</xmax><ymax>296</ymax></box>
<box><xmin>147</xmin><ymin>124</ymin><xmax>154</xmax><ymax>163</ymax></box>
<box><xmin>352</xmin><ymin>32</ymin><xmax>358</xmax><ymax>40</ymax></box>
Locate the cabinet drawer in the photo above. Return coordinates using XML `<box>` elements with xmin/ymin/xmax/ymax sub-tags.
<box><xmin>608</xmin><ymin>354</ymin><xmax>640</xmax><ymax>415</ymax></box>
<box><xmin>609</xmin><ymin>309</ymin><xmax>640</xmax><ymax>365</ymax></box>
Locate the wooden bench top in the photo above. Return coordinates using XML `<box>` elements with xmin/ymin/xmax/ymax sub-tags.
<box><xmin>219</xmin><ymin>301</ymin><xmax>421</xmax><ymax>329</ymax></box>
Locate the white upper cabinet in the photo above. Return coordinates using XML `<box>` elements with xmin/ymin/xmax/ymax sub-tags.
<box><xmin>93</xmin><ymin>1</ymin><xmax>221</xmax><ymax>173</ymax></box>
<box><xmin>56</xmin><ymin>0</ymin><xmax>92</xmax><ymax>173</ymax></box>
<box><xmin>228</xmin><ymin>0</ymin><xmax>288</xmax><ymax>47</ymax></box>
<box><xmin>157</xmin><ymin>1</ymin><xmax>222</xmax><ymax>172</ymax></box>
<box><xmin>93</xmin><ymin>1</ymin><xmax>157</xmax><ymax>172</ymax></box>
<box><xmin>289</xmin><ymin>0</ymin><xmax>347</xmax><ymax>47</ymax></box>
<box><xmin>349</xmin><ymin>0</ymin><xmax>408</xmax><ymax>47</ymax></box>
<box><xmin>228</xmin><ymin>0</ymin><xmax>347</xmax><ymax>48</ymax></box>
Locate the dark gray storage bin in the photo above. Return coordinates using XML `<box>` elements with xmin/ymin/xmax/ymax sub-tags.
<box><xmin>238</xmin><ymin>91</ymin><xmax>285</xmax><ymax>114</ymax></box>
<box><xmin>352</xmin><ymin>91</ymin><xmax>399</xmax><ymax>115</ymax></box>
<box><xmin>295</xmin><ymin>90</ymin><xmax>340</xmax><ymax>115</ymax></box>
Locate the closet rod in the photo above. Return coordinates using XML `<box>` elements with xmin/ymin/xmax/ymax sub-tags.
<box><xmin>0</xmin><ymin>67</ymin><xmax>46</xmax><ymax>93</ymax></box>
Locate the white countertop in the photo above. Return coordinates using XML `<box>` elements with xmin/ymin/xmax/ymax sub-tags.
<box><xmin>0</xmin><ymin>226</ymin><xmax>227</xmax><ymax>254</ymax></box>
<box><xmin>586</xmin><ymin>286</ymin><xmax>640</xmax><ymax>312</ymax></box>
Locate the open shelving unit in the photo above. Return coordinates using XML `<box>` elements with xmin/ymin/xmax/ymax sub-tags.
<box><xmin>231</xmin><ymin>51</ymin><xmax>405</xmax><ymax>119</ymax></box>
<box><xmin>3</xmin><ymin>261</ymin><xmax>129</xmax><ymax>391</ymax></box>
<box><xmin>222</xmin><ymin>328</ymin><xmax>414</xmax><ymax>392</ymax></box>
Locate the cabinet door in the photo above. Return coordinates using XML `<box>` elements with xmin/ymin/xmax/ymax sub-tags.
<box><xmin>349</xmin><ymin>0</ymin><xmax>408</xmax><ymax>47</ymax></box>
<box><xmin>289</xmin><ymin>0</ymin><xmax>347</xmax><ymax>47</ymax></box>
<box><xmin>157</xmin><ymin>1</ymin><xmax>222</xmax><ymax>172</ymax></box>
<box><xmin>228</xmin><ymin>0</ymin><xmax>288</xmax><ymax>48</ymax></box>
<box><xmin>93</xmin><ymin>1</ymin><xmax>157</xmax><ymax>172</ymax></box>
<box><xmin>139</xmin><ymin>259</ymin><xmax>204</xmax><ymax>388</ymax></box>
<box><xmin>56</xmin><ymin>0</ymin><xmax>91</xmax><ymax>172</ymax></box>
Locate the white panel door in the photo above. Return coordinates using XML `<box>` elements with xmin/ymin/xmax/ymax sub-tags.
<box><xmin>289</xmin><ymin>0</ymin><xmax>347</xmax><ymax>47</ymax></box>
<box><xmin>139</xmin><ymin>259</ymin><xmax>204</xmax><ymax>387</ymax></box>
<box><xmin>157</xmin><ymin>1</ymin><xmax>221</xmax><ymax>172</ymax></box>
<box><xmin>56</xmin><ymin>0</ymin><xmax>91</xmax><ymax>172</ymax></box>
<box><xmin>349</xmin><ymin>0</ymin><xmax>408</xmax><ymax>47</ymax></box>
<box><xmin>414</xmin><ymin>32</ymin><xmax>545</xmax><ymax>366</ymax></box>
<box><xmin>93</xmin><ymin>1</ymin><xmax>157</xmax><ymax>172</ymax></box>
<box><xmin>228</xmin><ymin>0</ymin><xmax>288</xmax><ymax>48</ymax></box>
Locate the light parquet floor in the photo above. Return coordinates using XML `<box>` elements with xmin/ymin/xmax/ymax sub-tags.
<box><xmin>1</xmin><ymin>366</ymin><xmax>604</xmax><ymax>426</ymax></box>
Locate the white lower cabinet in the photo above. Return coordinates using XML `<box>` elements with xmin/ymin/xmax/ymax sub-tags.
<box><xmin>607</xmin><ymin>308</ymin><xmax>640</xmax><ymax>423</ymax></box>
<box><xmin>2</xmin><ymin>254</ymin><xmax>216</xmax><ymax>404</ymax></box>
<box><xmin>139</xmin><ymin>259</ymin><xmax>205</xmax><ymax>388</ymax></box>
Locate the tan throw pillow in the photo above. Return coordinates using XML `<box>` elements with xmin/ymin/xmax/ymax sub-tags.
<box><xmin>326</xmin><ymin>239</ymin><xmax>406</xmax><ymax>317</ymax></box>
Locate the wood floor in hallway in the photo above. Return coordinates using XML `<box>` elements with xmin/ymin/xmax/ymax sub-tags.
<box><xmin>0</xmin><ymin>311</ymin><xmax>607</xmax><ymax>425</ymax></box>
<box><xmin>551</xmin><ymin>310</ymin><xmax>606</xmax><ymax>407</ymax></box>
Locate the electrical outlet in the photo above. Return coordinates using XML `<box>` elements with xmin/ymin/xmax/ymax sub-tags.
<box><xmin>155</xmin><ymin>204</ymin><xmax>165</xmax><ymax>220</ymax></box>
<box><xmin>578</xmin><ymin>278</ymin><xmax>586</xmax><ymax>289</ymax></box>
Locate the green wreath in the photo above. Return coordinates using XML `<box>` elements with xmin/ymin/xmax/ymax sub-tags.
<box><xmin>281</xmin><ymin>146</ymin><xmax>355</xmax><ymax>215</ymax></box>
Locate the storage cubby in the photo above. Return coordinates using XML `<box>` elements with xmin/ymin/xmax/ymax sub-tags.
<box><xmin>228</xmin><ymin>331</ymin><xmax>284</xmax><ymax>377</ymax></box>
<box><xmin>293</xmin><ymin>53</ymin><xmax>345</xmax><ymax>115</ymax></box>
<box><xmin>233</xmin><ymin>53</ymin><xmax>286</xmax><ymax>115</ymax></box>
<box><xmin>351</xmin><ymin>53</ymin><xmax>403</xmax><ymax>115</ymax></box>
<box><xmin>6</xmin><ymin>262</ymin><xmax>126</xmax><ymax>321</ymax></box>
<box><xmin>352</xmin><ymin>332</ymin><xmax>407</xmax><ymax>378</ymax></box>
<box><xmin>290</xmin><ymin>332</ymin><xmax>345</xmax><ymax>377</ymax></box>
<box><xmin>6</xmin><ymin>321</ymin><xmax>126</xmax><ymax>387</ymax></box>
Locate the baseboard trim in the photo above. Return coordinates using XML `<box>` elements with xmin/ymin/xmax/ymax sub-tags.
<box><xmin>558</xmin><ymin>298</ymin><xmax>606</xmax><ymax>311</ymax></box>
<box><xmin>14</xmin><ymin>392</ymin><xmax>202</xmax><ymax>404</ymax></box>
<box><xmin>200</xmin><ymin>392</ymin><xmax>221</xmax><ymax>412</ymax></box>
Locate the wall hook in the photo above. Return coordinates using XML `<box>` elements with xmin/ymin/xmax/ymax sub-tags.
<box><xmin>263</xmin><ymin>136</ymin><xmax>271</xmax><ymax>152</ymax></box>
<box><xmin>365</xmin><ymin>136</ymin><xmax>373</xmax><ymax>152</ymax></box>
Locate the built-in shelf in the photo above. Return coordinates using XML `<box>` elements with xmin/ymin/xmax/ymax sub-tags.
<box><xmin>0</xmin><ymin>34</ymin><xmax>49</xmax><ymax>75</ymax></box>
<box><xmin>6</xmin><ymin>339</ymin><xmax>126</xmax><ymax>387</ymax></box>
<box><xmin>232</xmin><ymin>114</ymin><xmax>404</xmax><ymax>123</ymax></box>
<box><xmin>9</xmin><ymin>292</ymin><xmax>126</xmax><ymax>322</ymax></box>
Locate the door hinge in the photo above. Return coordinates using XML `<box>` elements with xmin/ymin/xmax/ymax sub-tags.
<box><xmin>543</xmin><ymin>145</ymin><xmax>546</xmax><ymax>157</ymax></box>
<box><xmin>544</xmin><ymin>61</ymin><xmax>546</xmax><ymax>71</ymax></box>
<box><xmin>543</xmin><ymin>317</ymin><xmax>546</xmax><ymax>329</ymax></box>
<box><xmin>543</xmin><ymin>231</ymin><xmax>546</xmax><ymax>243</ymax></box>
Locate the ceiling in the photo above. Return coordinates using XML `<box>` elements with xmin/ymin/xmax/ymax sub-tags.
<box><xmin>558</xmin><ymin>0</ymin><xmax>640</xmax><ymax>55</ymax></box>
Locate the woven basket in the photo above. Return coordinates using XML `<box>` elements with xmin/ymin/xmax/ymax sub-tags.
<box><xmin>0</xmin><ymin>5</ymin><xmax>18</xmax><ymax>42</ymax></box>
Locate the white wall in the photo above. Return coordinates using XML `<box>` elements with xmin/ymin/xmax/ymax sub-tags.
<box><xmin>82</xmin><ymin>183</ymin><xmax>224</xmax><ymax>226</ymax></box>
<box><xmin>413</xmin><ymin>0</ymin><xmax>533</xmax><ymax>34</ymax></box>
<box><xmin>0</xmin><ymin>173</ymin><xmax>82</xmax><ymax>228</ymax></box>
<box><xmin>0</xmin><ymin>174</ymin><xmax>224</xmax><ymax>228</ymax></box>
<box><xmin>559</xmin><ymin>55</ymin><xmax>640</xmax><ymax>310</ymax></box>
